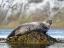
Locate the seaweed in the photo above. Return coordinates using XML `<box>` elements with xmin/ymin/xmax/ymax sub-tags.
<box><xmin>6</xmin><ymin>31</ymin><xmax>59</xmax><ymax>44</ymax></box>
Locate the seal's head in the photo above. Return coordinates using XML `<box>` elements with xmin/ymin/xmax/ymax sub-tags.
<box><xmin>43</xmin><ymin>19</ymin><xmax>52</xmax><ymax>28</ymax></box>
<box><xmin>46</xmin><ymin>19</ymin><xmax>52</xmax><ymax>25</ymax></box>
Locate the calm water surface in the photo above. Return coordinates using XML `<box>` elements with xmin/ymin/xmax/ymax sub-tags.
<box><xmin>0</xmin><ymin>43</ymin><xmax>64</xmax><ymax>48</ymax></box>
<box><xmin>0</xmin><ymin>29</ymin><xmax>64</xmax><ymax>48</ymax></box>
<box><xmin>0</xmin><ymin>43</ymin><xmax>48</xmax><ymax>48</ymax></box>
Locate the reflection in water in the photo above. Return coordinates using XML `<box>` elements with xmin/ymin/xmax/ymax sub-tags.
<box><xmin>0</xmin><ymin>43</ymin><xmax>11</xmax><ymax>48</ymax></box>
<box><xmin>47</xmin><ymin>43</ymin><xmax>64</xmax><ymax>48</ymax></box>
<box><xmin>0</xmin><ymin>42</ymin><xmax>47</xmax><ymax>48</ymax></box>
<box><xmin>0</xmin><ymin>42</ymin><xmax>64</xmax><ymax>48</ymax></box>
<box><xmin>9</xmin><ymin>43</ymin><xmax>47</xmax><ymax>48</ymax></box>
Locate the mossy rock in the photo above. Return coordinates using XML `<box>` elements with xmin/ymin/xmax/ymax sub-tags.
<box><xmin>6</xmin><ymin>31</ymin><xmax>59</xmax><ymax>44</ymax></box>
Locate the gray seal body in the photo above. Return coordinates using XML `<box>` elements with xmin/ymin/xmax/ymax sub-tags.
<box><xmin>7</xmin><ymin>19</ymin><xmax>52</xmax><ymax>38</ymax></box>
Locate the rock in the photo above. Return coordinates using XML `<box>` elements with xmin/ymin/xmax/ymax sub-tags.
<box><xmin>6</xmin><ymin>31</ymin><xmax>58</xmax><ymax>44</ymax></box>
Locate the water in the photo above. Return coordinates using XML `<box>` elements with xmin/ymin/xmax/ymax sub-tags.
<box><xmin>0</xmin><ymin>29</ymin><xmax>64</xmax><ymax>48</ymax></box>
<box><xmin>0</xmin><ymin>42</ymin><xmax>64</xmax><ymax>48</ymax></box>
<box><xmin>0</xmin><ymin>43</ymin><xmax>48</xmax><ymax>48</ymax></box>
<box><xmin>0</xmin><ymin>29</ymin><xmax>13</xmax><ymax>38</ymax></box>
<box><xmin>48</xmin><ymin>29</ymin><xmax>64</xmax><ymax>38</ymax></box>
<box><xmin>0</xmin><ymin>29</ymin><xmax>64</xmax><ymax>38</ymax></box>
<box><xmin>47</xmin><ymin>43</ymin><xmax>64</xmax><ymax>48</ymax></box>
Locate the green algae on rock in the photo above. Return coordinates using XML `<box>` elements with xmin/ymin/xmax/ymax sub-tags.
<box><xmin>6</xmin><ymin>31</ymin><xmax>58</xmax><ymax>44</ymax></box>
